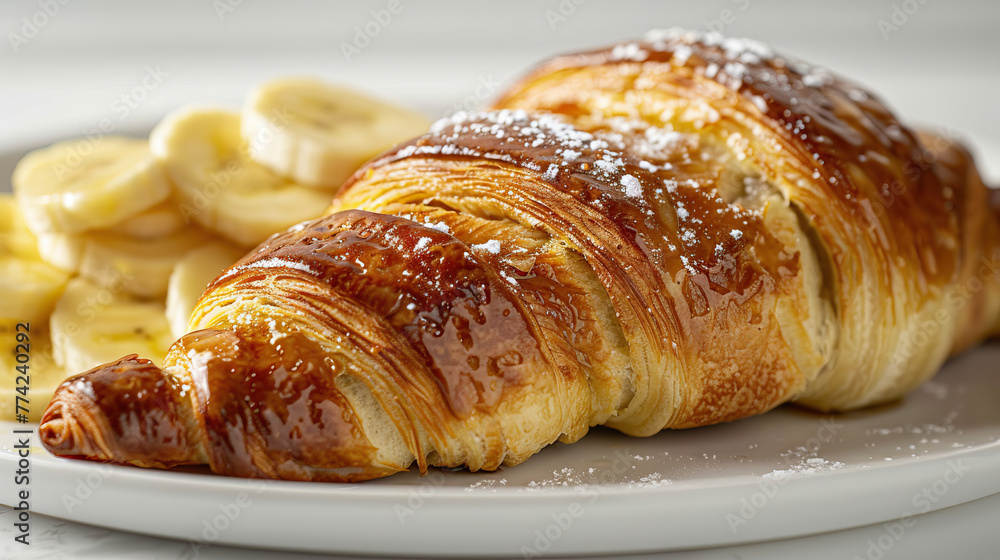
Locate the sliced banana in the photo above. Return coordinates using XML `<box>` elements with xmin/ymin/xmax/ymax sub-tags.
<box><xmin>0</xmin><ymin>326</ymin><xmax>66</xmax><ymax>422</ymax></box>
<box><xmin>0</xmin><ymin>193</ymin><xmax>71</xmax><ymax>329</ymax></box>
<box><xmin>12</xmin><ymin>136</ymin><xmax>171</xmax><ymax>234</ymax></box>
<box><xmin>50</xmin><ymin>277</ymin><xmax>174</xmax><ymax>374</ymax></box>
<box><xmin>0</xmin><ymin>193</ymin><xmax>41</xmax><ymax>260</ymax></box>
<box><xmin>149</xmin><ymin>105</ymin><xmax>333</xmax><ymax>247</ymax></box>
<box><xmin>165</xmin><ymin>240</ymin><xmax>245</xmax><ymax>339</ymax></box>
<box><xmin>108</xmin><ymin>199</ymin><xmax>186</xmax><ymax>239</ymax></box>
<box><xmin>0</xmin><ymin>256</ymin><xmax>70</xmax><ymax>326</ymax></box>
<box><xmin>76</xmin><ymin>226</ymin><xmax>215</xmax><ymax>299</ymax></box>
<box><xmin>35</xmin><ymin>232</ymin><xmax>85</xmax><ymax>272</ymax></box>
<box><xmin>242</xmin><ymin>78</ymin><xmax>430</xmax><ymax>189</ymax></box>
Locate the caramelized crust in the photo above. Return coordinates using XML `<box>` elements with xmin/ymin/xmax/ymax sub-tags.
<box><xmin>39</xmin><ymin>30</ymin><xmax>1000</xmax><ymax>480</ymax></box>
<box><xmin>335</xmin><ymin>111</ymin><xmax>824</xmax><ymax>432</ymax></box>
<box><xmin>40</xmin><ymin>356</ymin><xmax>204</xmax><ymax>469</ymax></box>
<box><xmin>487</xmin><ymin>29</ymin><xmax>996</xmax><ymax>411</ymax></box>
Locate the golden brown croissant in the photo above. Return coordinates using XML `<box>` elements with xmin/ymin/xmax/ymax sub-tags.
<box><xmin>40</xmin><ymin>30</ymin><xmax>1000</xmax><ymax>481</ymax></box>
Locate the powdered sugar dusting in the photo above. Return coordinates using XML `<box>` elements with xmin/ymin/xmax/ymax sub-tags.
<box><xmin>621</xmin><ymin>174</ymin><xmax>642</xmax><ymax>198</ymax></box>
<box><xmin>217</xmin><ymin>257</ymin><xmax>317</xmax><ymax>283</ymax></box>
<box><xmin>414</xmin><ymin>110</ymin><xmax>665</xmax><ymax>206</ymax></box>
<box><xmin>541</xmin><ymin>163</ymin><xmax>560</xmax><ymax>182</ymax></box>
<box><xmin>472</xmin><ymin>239</ymin><xmax>502</xmax><ymax>254</ymax></box>
<box><xmin>644</xmin><ymin>126</ymin><xmax>684</xmax><ymax>151</ymax></box>
<box><xmin>642</xmin><ymin>28</ymin><xmax>774</xmax><ymax>62</ymax></box>
<box><xmin>465</xmin><ymin>478</ymin><xmax>508</xmax><ymax>492</ymax></box>
<box><xmin>801</xmin><ymin>67</ymin><xmax>834</xmax><ymax>88</ymax></box>
<box><xmin>393</xmin><ymin>104</ymin><xmax>765</xmax><ymax>284</ymax></box>
<box><xmin>671</xmin><ymin>44</ymin><xmax>693</xmax><ymax>65</ymax></box>
<box><xmin>632</xmin><ymin>28</ymin><xmax>850</xmax><ymax>97</ymax></box>
<box><xmin>762</xmin><ymin>456</ymin><xmax>845</xmax><ymax>479</ymax></box>
<box><xmin>287</xmin><ymin>220</ymin><xmax>310</xmax><ymax>233</ymax></box>
<box><xmin>520</xmin><ymin>465</ymin><xmax>672</xmax><ymax>490</ymax></box>
<box><xmin>413</xmin><ymin>237</ymin><xmax>433</xmax><ymax>251</ymax></box>
<box><xmin>423</xmin><ymin>220</ymin><xmax>450</xmax><ymax>234</ymax></box>
<box><xmin>609</xmin><ymin>41</ymin><xmax>649</xmax><ymax>62</ymax></box>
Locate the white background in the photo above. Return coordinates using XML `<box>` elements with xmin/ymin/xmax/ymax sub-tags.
<box><xmin>1</xmin><ymin>1</ymin><xmax>999</xmax><ymax>558</ymax></box>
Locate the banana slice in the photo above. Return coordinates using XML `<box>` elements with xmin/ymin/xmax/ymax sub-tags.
<box><xmin>35</xmin><ymin>232</ymin><xmax>85</xmax><ymax>272</ymax></box>
<box><xmin>149</xmin><ymin>105</ymin><xmax>333</xmax><ymax>247</ymax></box>
<box><xmin>0</xmin><ymin>194</ymin><xmax>71</xmax><ymax>325</ymax></box>
<box><xmin>35</xmin><ymin>202</ymin><xmax>190</xmax><ymax>273</ymax></box>
<box><xmin>12</xmin><ymin>136</ymin><xmax>171</xmax><ymax>234</ymax></box>
<box><xmin>242</xmin><ymin>78</ymin><xmax>430</xmax><ymax>189</ymax></box>
<box><xmin>76</xmin><ymin>226</ymin><xmax>215</xmax><ymax>299</ymax></box>
<box><xmin>50</xmin><ymin>277</ymin><xmax>174</xmax><ymax>374</ymax></box>
<box><xmin>0</xmin><ymin>256</ymin><xmax>70</xmax><ymax>325</ymax></box>
<box><xmin>165</xmin><ymin>240</ymin><xmax>245</xmax><ymax>339</ymax></box>
<box><xmin>108</xmin><ymin>199</ymin><xmax>186</xmax><ymax>239</ymax></box>
<box><xmin>0</xmin><ymin>193</ymin><xmax>41</xmax><ymax>260</ymax></box>
<box><xmin>0</xmin><ymin>326</ymin><xmax>66</xmax><ymax>422</ymax></box>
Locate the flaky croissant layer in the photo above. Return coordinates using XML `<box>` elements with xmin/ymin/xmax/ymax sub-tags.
<box><xmin>41</xmin><ymin>29</ymin><xmax>1000</xmax><ymax>481</ymax></box>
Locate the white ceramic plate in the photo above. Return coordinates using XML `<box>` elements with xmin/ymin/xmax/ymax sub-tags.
<box><xmin>2</xmin><ymin>343</ymin><xmax>999</xmax><ymax>557</ymax></box>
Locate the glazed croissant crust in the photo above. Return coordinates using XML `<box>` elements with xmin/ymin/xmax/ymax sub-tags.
<box><xmin>40</xmin><ymin>30</ymin><xmax>1000</xmax><ymax>481</ymax></box>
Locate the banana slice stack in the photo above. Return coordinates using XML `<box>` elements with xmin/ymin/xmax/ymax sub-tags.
<box><xmin>3</xmin><ymin>78</ymin><xmax>429</xmax><ymax>420</ymax></box>
<box><xmin>1</xmin><ymin>194</ymin><xmax>71</xmax><ymax>421</ymax></box>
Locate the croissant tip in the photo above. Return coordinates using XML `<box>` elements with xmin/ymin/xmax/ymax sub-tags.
<box><xmin>39</xmin><ymin>401</ymin><xmax>78</xmax><ymax>455</ymax></box>
<box><xmin>39</xmin><ymin>391</ymin><xmax>106</xmax><ymax>459</ymax></box>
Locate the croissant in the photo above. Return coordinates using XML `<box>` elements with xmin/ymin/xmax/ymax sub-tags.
<box><xmin>40</xmin><ymin>30</ymin><xmax>1000</xmax><ymax>481</ymax></box>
